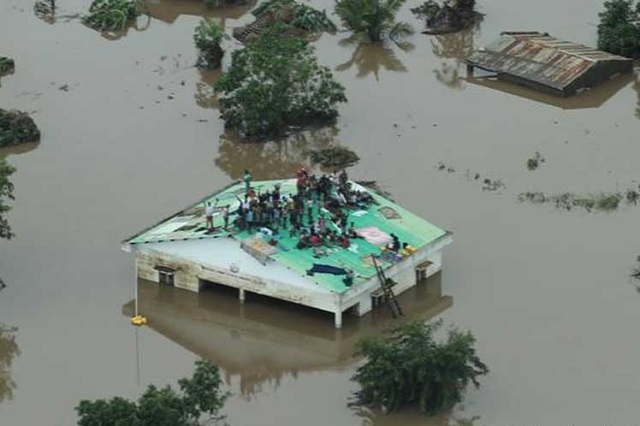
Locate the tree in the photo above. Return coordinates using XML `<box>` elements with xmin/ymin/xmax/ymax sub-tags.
<box><xmin>0</xmin><ymin>324</ymin><xmax>20</xmax><ymax>403</ymax></box>
<box><xmin>0</xmin><ymin>109</ymin><xmax>41</xmax><ymax>147</ymax></box>
<box><xmin>83</xmin><ymin>0</ymin><xmax>141</xmax><ymax>32</ymax></box>
<box><xmin>0</xmin><ymin>57</ymin><xmax>14</xmax><ymax>81</ymax></box>
<box><xmin>597</xmin><ymin>0</ymin><xmax>640</xmax><ymax>58</ymax></box>
<box><xmin>76</xmin><ymin>359</ymin><xmax>229</xmax><ymax>426</ymax></box>
<box><xmin>0</xmin><ymin>159</ymin><xmax>16</xmax><ymax>240</ymax></box>
<box><xmin>214</xmin><ymin>25</ymin><xmax>347</xmax><ymax>139</ymax></box>
<box><xmin>335</xmin><ymin>0</ymin><xmax>413</xmax><ymax>43</ymax></box>
<box><xmin>194</xmin><ymin>19</ymin><xmax>229</xmax><ymax>69</ymax></box>
<box><xmin>352</xmin><ymin>319</ymin><xmax>488</xmax><ymax>414</ymax></box>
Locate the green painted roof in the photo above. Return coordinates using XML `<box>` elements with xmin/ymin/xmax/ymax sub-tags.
<box><xmin>126</xmin><ymin>179</ymin><xmax>446</xmax><ymax>294</ymax></box>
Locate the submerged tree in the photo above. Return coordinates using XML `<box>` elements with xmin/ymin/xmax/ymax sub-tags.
<box><xmin>0</xmin><ymin>159</ymin><xmax>16</xmax><ymax>240</ymax></box>
<box><xmin>76</xmin><ymin>359</ymin><xmax>229</xmax><ymax>426</ymax></box>
<box><xmin>0</xmin><ymin>109</ymin><xmax>41</xmax><ymax>147</ymax></box>
<box><xmin>194</xmin><ymin>19</ymin><xmax>228</xmax><ymax>69</ymax></box>
<box><xmin>308</xmin><ymin>146</ymin><xmax>359</xmax><ymax>171</ymax></box>
<box><xmin>335</xmin><ymin>0</ymin><xmax>413</xmax><ymax>43</ymax></box>
<box><xmin>215</xmin><ymin>25</ymin><xmax>347</xmax><ymax>139</ymax></box>
<box><xmin>352</xmin><ymin>320</ymin><xmax>488</xmax><ymax>414</ymax></box>
<box><xmin>597</xmin><ymin>0</ymin><xmax>640</xmax><ymax>58</ymax></box>
<box><xmin>0</xmin><ymin>324</ymin><xmax>20</xmax><ymax>403</ymax></box>
<box><xmin>0</xmin><ymin>57</ymin><xmax>14</xmax><ymax>79</ymax></box>
<box><xmin>83</xmin><ymin>0</ymin><xmax>141</xmax><ymax>32</ymax></box>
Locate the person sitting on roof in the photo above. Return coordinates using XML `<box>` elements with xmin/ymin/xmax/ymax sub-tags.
<box><xmin>338</xmin><ymin>234</ymin><xmax>350</xmax><ymax>248</ymax></box>
<box><xmin>309</xmin><ymin>232</ymin><xmax>322</xmax><ymax>247</ymax></box>
<box><xmin>343</xmin><ymin>269</ymin><xmax>355</xmax><ymax>287</ymax></box>
<box><xmin>387</xmin><ymin>233</ymin><xmax>401</xmax><ymax>252</ymax></box>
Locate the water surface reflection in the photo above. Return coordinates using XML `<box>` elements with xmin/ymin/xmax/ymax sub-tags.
<box><xmin>215</xmin><ymin>125</ymin><xmax>340</xmax><ymax>180</ymax></box>
<box><xmin>429</xmin><ymin>28</ymin><xmax>476</xmax><ymax>89</ymax></box>
<box><xmin>336</xmin><ymin>38</ymin><xmax>412</xmax><ymax>80</ymax></box>
<box><xmin>124</xmin><ymin>274</ymin><xmax>451</xmax><ymax>398</ymax></box>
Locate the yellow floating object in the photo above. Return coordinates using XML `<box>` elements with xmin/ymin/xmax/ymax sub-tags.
<box><xmin>130</xmin><ymin>315</ymin><xmax>148</xmax><ymax>326</ymax></box>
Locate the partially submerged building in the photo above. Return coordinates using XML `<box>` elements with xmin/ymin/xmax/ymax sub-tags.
<box><xmin>466</xmin><ymin>31</ymin><xmax>633</xmax><ymax>97</ymax></box>
<box><xmin>123</xmin><ymin>277</ymin><xmax>452</xmax><ymax>396</ymax></box>
<box><xmin>122</xmin><ymin>179</ymin><xmax>452</xmax><ymax>328</ymax></box>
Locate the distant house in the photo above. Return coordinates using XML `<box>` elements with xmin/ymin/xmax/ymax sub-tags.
<box><xmin>466</xmin><ymin>31</ymin><xmax>633</xmax><ymax>97</ymax></box>
<box><xmin>122</xmin><ymin>179</ymin><xmax>452</xmax><ymax>328</ymax></box>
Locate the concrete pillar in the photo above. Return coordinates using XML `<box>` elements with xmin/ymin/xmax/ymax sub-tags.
<box><xmin>334</xmin><ymin>310</ymin><xmax>343</xmax><ymax>329</ymax></box>
<box><xmin>239</xmin><ymin>288</ymin><xmax>246</xmax><ymax>303</ymax></box>
<box><xmin>466</xmin><ymin>64</ymin><xmax>474</xmax><ymax>77</ymax></box>
<box><xmin>355</xmin><ymin>295</ymin><xmax>372</xmax><ymax>316</ymax></box>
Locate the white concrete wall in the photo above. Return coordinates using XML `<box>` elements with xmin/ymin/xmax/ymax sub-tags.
<box><xmin>339</xmin><ymin>232</ymin><xmax>453</xmax><ymax>318</ymax></box>
<box><xmin>135</xmin><ymin>247</ymin><xmax>340</xmax><ymax>314</ymax></box>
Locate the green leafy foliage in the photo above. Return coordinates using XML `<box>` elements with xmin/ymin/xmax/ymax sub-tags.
<box><xmin>0</xmin><ymin>160</ymin><xmax>16</xmax><ymax>240</ymax></box>
<box><xmin>352</xmin><ymin>320</ymin><xmax>488</xmax><ymax>414</ymax></box>
<box><xmin>0</xmin><ymin>57</ymin><xmax>14</xmax><ymax>77</ymax></box>
<box><xmin>194</xmin><ymin>19</ymin><xmax>228</xmax><ymax>69</ymax></box>
<box><xmin>0</xmin><ymin>109</ymin><xmax>41</xmax><ymax>147</ymax></box>
<box><xmin>83</xmin><ymin>0</ymin><xmax>140</xmax><ymax>32</ymax></box>
<box><xmin>308</xmin><ymin>146</ymin><xmax>360</xmax><ymax>170</ymax></box>
<box><xmin>76</xmin><ymin>359</ymin><xmax>229</xmax><ymax>426</ymax></box>
<box><xmin>0</xmin><ymin>324</ymin><xmax>20</xmax><ymax>401</ymax></box>
<box><xmin>597</xmin><ymin>0</ymin><xmax>640</xmax><ymax>57</ymax></box>
<box><xmin>252</xmin><ymin>0</ymin><xmax>337</xmax><ymax>33</ymax></box>
<box><xmin>215</xmin><ymin>25</ymin><xmax>347</xmax><ymax>139</ymax></box>
<box><xmin>335</xmin><ymin>0</ymin><xmax>413</xmax><ymax>42</ymax></box>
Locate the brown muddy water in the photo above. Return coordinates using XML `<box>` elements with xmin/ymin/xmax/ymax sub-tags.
<box><xmin>1</xmin><ymin>0</ymin><xmax>640</xmax><ymax>424</ymax></box>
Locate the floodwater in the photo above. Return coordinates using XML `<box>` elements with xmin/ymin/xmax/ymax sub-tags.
<box><xmin>1</xmin><ymin>0</ymin><xmax>639</xmax><ymax>424</ymax></box>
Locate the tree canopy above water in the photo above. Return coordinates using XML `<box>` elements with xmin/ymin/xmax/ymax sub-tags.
<box><xmin>597</xmin><ymin>0</ymin><xmax>640</xmax><ymax>58</ymax></box>
<box><xmin>335</xmin><ymin>0</ymin><xmax>413</xmax><ymax>43</ymax></box>
<box><xmin>352</xmin><ymin>319</ymin><xmax>488</xmax><ymax>414</ymax></box>
<box><xmin>215</xmin><ymin>25</ymin><xmax>347</xmax><ymax>139</ymax></box>
<box><xmin>76</xmin><ymin>359</ymin><xmax>229</xmax><ymax>426</ymax></box>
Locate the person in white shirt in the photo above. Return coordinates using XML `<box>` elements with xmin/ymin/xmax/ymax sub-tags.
<box><xmin>205</xmin><ymin>202</ymin><xmax>215</xmax><ymax>231</ymax></box>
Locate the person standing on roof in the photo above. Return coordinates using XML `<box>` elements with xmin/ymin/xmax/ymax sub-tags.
<box><xmin>243</xmin><ymin>169</ymin><xmax>252</xmax><ymax>194</ymax></box>
<box><xmin>205</xmin><ymin>202</ymin><xmax>215</xmax><ymax>231</ymax></box>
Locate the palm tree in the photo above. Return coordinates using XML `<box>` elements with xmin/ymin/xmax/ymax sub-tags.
<box><xmin>335</xmin><ymin>0</ymin><xmax>413</xmax><ymax>43</ymax></box>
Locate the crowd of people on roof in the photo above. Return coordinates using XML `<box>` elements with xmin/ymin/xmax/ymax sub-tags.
<box><xmin>203</xmin><ymin>168</ymin><xmax>418</xmax><ymax>264</ymax></box>
<box><xmin>216</xmin><ymin>167</ymin><xmax>376</xmax><ymax>248</ymax></box>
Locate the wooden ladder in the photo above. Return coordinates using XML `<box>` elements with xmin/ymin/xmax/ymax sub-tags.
<box><xmin>371</xmin><ymin>255</ymin><xmax>403</xmax><ymax>318</ymax></box>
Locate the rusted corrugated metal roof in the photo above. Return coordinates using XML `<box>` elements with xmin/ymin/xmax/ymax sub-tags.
<box><xmin>466</xmin><ymin>32</ymin><xmax>632</xmax><ymax>91</ymax></box>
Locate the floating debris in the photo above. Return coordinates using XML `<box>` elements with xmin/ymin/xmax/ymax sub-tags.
<box><xmin>631</xmin><ymin>256</ymin><xmax>640</xmax><ymax>291</ymax></box>
<box><xmin>526</xmin><ymin>151</ymin><xmax>545</xmax><ymax>171</ymax></box>
<box><xmin>517</xmin><ymin>191</ymin><xmax>622</xmax><ymax>212</ymax></box>
<box><xmin>308</xmin><ymin>146</ymin><xmax>360</xmax><ymax>171</ymax></box>
<box><xmin>436</xmin><ymin>162</ymin><xmax>505</xmax><ymax>192</ymax></box>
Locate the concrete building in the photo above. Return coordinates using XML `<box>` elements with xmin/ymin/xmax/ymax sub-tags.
<box><xmin>466</xmin><ymin>31</ymin><xmax>633</xmax><ymax>97</ymax></box>
<box><xmin>122</xmin><ymin>179</ymin><xmax>452</xmax><ymax>328</ymax></box>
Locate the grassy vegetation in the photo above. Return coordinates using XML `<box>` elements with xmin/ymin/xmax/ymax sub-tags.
<box><xmin>518</xmin><ymin>191</ymin><xmax>623</xmax><ymax>212</ymax></box>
